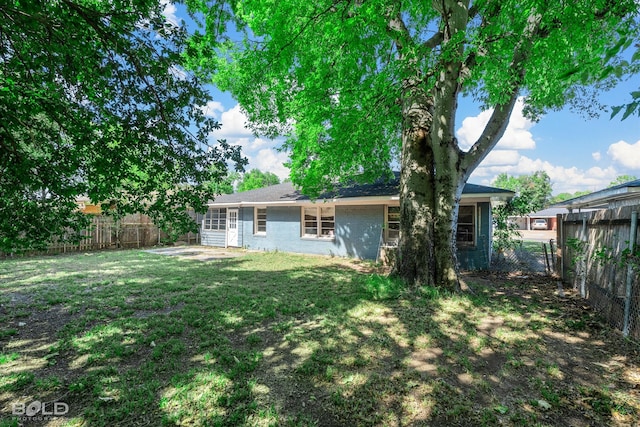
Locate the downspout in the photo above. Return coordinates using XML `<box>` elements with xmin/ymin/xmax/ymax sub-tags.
<box><xmin>623</xmin><ymin>211</ymin><xmax>638</xmax><ymax>337</ymax></box>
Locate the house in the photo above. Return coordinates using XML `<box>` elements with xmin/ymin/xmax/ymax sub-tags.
<box><xmin>552</xmin><ymin>179</ymin><xmax>640</xmax><ymax>211</ymax></box>
<box><xmin>76</xmin><ymin>196</ymin><xmax>102</xmax><ymax>215</ymax></box>
<box><xmin>200</xmin><ymin>175</ymin><xmax>514</xmax><ymax>270</ymax></box>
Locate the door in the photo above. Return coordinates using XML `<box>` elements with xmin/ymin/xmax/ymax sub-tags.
<box><xmin>227</xmin><ymin>209</ymin><xmax>239</xmax><ymax>247</ymax></box>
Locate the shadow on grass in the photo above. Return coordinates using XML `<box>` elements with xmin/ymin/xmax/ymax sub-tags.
<box><xmin>0</xmin><ymin>251</ymin><xmax>639</xmax><ymax>426</ymax></box>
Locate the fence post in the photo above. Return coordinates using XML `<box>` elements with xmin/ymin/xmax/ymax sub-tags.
<box><xmin>557</xmin><ymin>214</ymin><xmax>564</xmax><ymax>278</ymax></box>
<box><xmin>580</xmin><ymin>215</ymin><xmax>588</xmax><ymax>297</ymax></box>
<box><xmin>623</xmin><ymin>211</ymin><xmax>638</xmax><ymax>337</ymax></box>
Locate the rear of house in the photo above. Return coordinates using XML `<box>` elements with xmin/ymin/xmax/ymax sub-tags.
<box><xmin>201</xmin><ymin>176</ymin><xmax>513</xmax><ymax>270</ymax></box>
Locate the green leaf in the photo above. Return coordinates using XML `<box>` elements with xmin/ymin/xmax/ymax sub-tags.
<box><xmin>610</xmin><ymin>105</ymin><xmax>624</xmax><ymax>119</ymax></box>
<box><xmin>621</xmin><ymin>102</ymin><xmax>639</xmax><ymax>120</ymax></box>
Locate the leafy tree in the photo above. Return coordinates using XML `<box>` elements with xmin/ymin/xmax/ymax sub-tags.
<box><xmin>609</xmin><ymin>174</ymin><xmax>638</xmax><ymax>187</ymax></box>
<box><xmin>493</xmin><ymin>171</ymin><xmax>553</xmax><ymax>214</ymax></box>
<box><xmin>237</xmin><ymin>169</ymin><xmax>281</xmax><ymax>192</ymax></box>
<box><xmin>187</xmin><ymin>0</ymin><xmax>639</xmax><ymax>289</ymax></box>
<box><xmin>491</xmin><ymin>201</ymin><xmax>522</xmax><ymax>256</ymax></box>
<box><xmin>549</xmin><ymin>191</ymin><xmax>591</xmax><ymax>204</ymax></box>
<box><xmin>208</xmin><ymin>170</ymin><xmax>241</xmax><ymax>195</ymax></box>
<box><xmin>0</xmin><ymin>0</ymin><xmax>245</xmax><ymax>253</ymax></box>
<box><xmin>491</xmin><ymin>171</ymin><xmax>552</xmax><ymax>254</ymax></box>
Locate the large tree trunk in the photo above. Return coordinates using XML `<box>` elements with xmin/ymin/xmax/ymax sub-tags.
<box><xmin>393</xmin><ymin>87</ymin><xmax>463</xmax><ymax>291</ymax></box>
<box><xmin>391</xmin><ymin>0</ymin><xmax>524</xmax><ymax>291</ymax></box>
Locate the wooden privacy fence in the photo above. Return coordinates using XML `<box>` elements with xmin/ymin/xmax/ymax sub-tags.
<box><xmin>558</xmin><ymin>205</ymin><xmax>640</xmax><ymax>338</ymax></box>
<box><xmin>7</xmin><ymin>214</ymin><xmax>201</xmax><ymax>256</ymax></box>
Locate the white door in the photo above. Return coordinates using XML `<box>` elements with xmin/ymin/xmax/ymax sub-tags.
<box><xmin>227</xmin><ymin>209</ymin><xmax>239</xmax><ymax>247</ymax></box>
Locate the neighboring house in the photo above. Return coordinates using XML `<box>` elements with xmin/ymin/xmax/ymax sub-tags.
<box><xmin>76</xmin><ymin>196</ymin><xmax>102</xmax><ymax>215</ymax></box>
<box><xmin>552</xmin><ymin>179</ymin><xmax>640</xmax><ymax>211</ymax></box>
<box><xmin>201</xmin><ymin>174</ymin><xmax>514</xmax><ymax>270</ymax></box>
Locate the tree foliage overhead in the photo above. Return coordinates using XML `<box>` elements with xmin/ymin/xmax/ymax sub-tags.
<box><xmin>0</xmin><ymin>0</ymin><xmax>245</xmax><ymax>253</ymax></box>
<box><xmin>611</xmin><ymin>43</ymin><xmax>640</xmax><ymax>120</ymax></box>
<box><xmin>186</xmin><ymin>0</ymin><xmax>639</xmax><ymax>288</ymax></box>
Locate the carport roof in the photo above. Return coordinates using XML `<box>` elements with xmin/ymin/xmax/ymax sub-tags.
<box><xmin>551</xmin><ymin>179</ymin><xmax>640</xmax><ymax>210</ymax></box>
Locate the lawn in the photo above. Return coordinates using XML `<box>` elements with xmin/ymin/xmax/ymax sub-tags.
<box><xmin>1</xmin><ymin>249</ymin><xmax>639</xmax><ymax>426</ymax></box>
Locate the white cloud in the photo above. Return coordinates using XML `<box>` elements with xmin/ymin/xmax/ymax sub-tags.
<box><xmin>480</xmin><ymin>150</ymin><xmax>521</xmax><ymax>166</ymax></box>
<box><xmin>207</xmin><ymin>103</ymin><xmax>290</xmax><ymax>179</ymax></box>
<box><xmin>471</xmin><ymin>155</ymin><xmax>619</xmax><ymax>194</ymax></box>
<box><xmin>199</xmin><ymin>101</ymin><xmax>225</xmax><ymax>119</ymax></box>
<box><xmin>607</xmin><ymin>140</ymin><xmax>640</xmax><ymax>169</ymax></box>
<box><xmin>231</xmin><ymin>137</ymin><xmax>272</xmax><ymax>152</ymax></box>
<box><xmin>216</xmin><ymin>104</ymin><xmax>254</xmax><ymax>137</ymax></box>
<box><xmin>247</xmin><ymin>149</ymin><xmax>290</xmax><ymax>180</ymax></box>
<box><xmin>592</xmin><ymin>151</ymin><xmax>601</xmax><ymax>161</ymax></box>
<box><xmin>161</xmin><ymin>0</ymin><xmax>179</xmax><ymax>27</ymax></box>
<box><xmin>457</xmin><ymin>98</ymin><xmax>536</xmax><ymax>151</ymax></box>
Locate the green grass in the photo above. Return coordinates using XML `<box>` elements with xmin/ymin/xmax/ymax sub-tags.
<box><xmin>0</xmin><ymin>249</ymin><xmax>639</xmax><ymax>426</ymax></box>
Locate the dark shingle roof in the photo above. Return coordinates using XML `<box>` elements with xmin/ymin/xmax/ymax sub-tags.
<box><xmin>210</xmin><ymin>173</ymin><xmax>513</xmax><ymax>205</ymax></box>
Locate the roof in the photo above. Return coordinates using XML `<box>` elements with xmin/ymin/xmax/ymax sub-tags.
<box><xmin>528</xmin><ymin>207</ymin><xmax>570</xmax><ymax>218</ymax></box>
<box><xmin>552</xmin><ymin>179</ymin><xmax>640</xmax><ymax>210</ymax></box>
<box><xmin>209</xmin><ymin>174</ymin><xmax>514</xmax><ymax>206</ymax></box>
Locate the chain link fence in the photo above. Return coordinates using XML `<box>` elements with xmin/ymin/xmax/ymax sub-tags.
<box><xmin>491</xmin><ymin>240</ymin><xmax>557</xmax><ymax>275</ymax></box>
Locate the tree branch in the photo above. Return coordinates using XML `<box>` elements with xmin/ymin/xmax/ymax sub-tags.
<box><xmin>459</xmin><ymin>12</ymin><xmax>543</xmax><ymax>180</ymax></box>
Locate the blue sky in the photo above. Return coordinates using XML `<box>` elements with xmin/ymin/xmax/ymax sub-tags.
<box><xmin>164</xmin><ymin>2</ymin><xmax>640</xmax><ymax>196</ymax></box>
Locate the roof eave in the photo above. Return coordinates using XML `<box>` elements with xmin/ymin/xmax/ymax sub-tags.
<box><xmin>207</xmin><ymin>191</ymin><xmax>514</xmax><ymax>207</ymax></box>
<box><xmin>556</xmin><ymin>187</ymin><xmax>640</xmax><ymax>210</ymax></box>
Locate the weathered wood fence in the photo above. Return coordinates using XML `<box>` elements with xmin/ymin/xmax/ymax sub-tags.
<box><xmin>558</xmin><ymin>205</ymin><xmax>640</xmax><ymax>338</ymax></box>
<box><xmin>3</xmin><ymin>213</ymin><xmax>202</xmax><ymax>256</ymax></box>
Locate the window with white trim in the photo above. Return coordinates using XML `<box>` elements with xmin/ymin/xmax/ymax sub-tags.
<box><xmin>456</xmin><ymin>205</ymin><xmax>475</xmax><ymax>246</ymax></box>
<box><xmin>302</xmin><ymin>206</ymin><xmax>335</xmax><ymax>238</ymax></box>
<box><xmin>254</xmin><ymin>207</ymin><xmax>267</xmax><ymax>234</ymax></box>
<box><xmin>385</xmin><ymin>205</ymin><xmax>400</xmax><ymax>243</ymax></box>
<box><xmin>202</xmin><ymin>208</ymin><xmax>227</xmax><ymax>231</ymax></box>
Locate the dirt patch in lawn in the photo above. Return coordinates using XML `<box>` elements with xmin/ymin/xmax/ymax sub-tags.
<box><xmin>144</xmin><ymin>245</ymin><xmax>247</xmax><ymax>261</ymax></box>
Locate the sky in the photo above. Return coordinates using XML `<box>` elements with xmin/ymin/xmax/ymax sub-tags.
<box><xmin>164</xmin><ymin>3</ymin><xmax>640</xmax><ymax>196</ymax></box>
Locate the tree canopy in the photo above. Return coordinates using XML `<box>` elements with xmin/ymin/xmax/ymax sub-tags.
<box><xmin>0</xmin><ymin>0</ymin><xmax>245</xmax><ymax>253</ymax></box>
<box><xmin>549</xmin><ymin>191</ymin><xmax>591</xmax><ymax>204</ymax></box>
<box><xmin>237</xmin><ymin>169</ymin><xmax>281</xmax><ymax>192</ymax></box>
<box><xmin>609</xmin><ymin>174</ymin><xmax>638</xmax><ymax>187</ymax></box>
<box><xmin>186</xmin><ymin>0</ymin><xmax>639</xmax><ymax>288</ymax></box>
<box><xmin>493</xmin><ymin>171</ymin><xmax>553</xmax><ymax>214</ymax></box>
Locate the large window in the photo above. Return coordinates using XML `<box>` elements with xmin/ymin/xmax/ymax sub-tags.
<box><xmin>202</xmin><ymin>208</ymin><xmax>227</xmax><ymax>231</ymax></box>
<box><xmin>254</xmin><ymin>207</ymin><xmax>267</xmax><ymax>234</ymax></box>
<box><xmin>302</xmin><ymin>206</ymin><xmax>335</xmax><ymax>238</ymax></box>
<box><xmin>456</xmin><ymin>205</ymin><xmax>475</xmax><ymax>246</ymax></box>
<box><xmin>385</xmin><ymin>205</ymin><xmax>400</xmax><ymax>243</ymax></box>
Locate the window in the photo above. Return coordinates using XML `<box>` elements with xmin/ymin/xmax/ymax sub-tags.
<box><xmin>456</xmin><ymin>205</ymin><xmax>475</xmax><ymax>246</ymax></box>
<box><xmin>302</xmin><ymin>206</ymin><xmax>335</xmax><ymax>238</ymax></box>
<box><xmin>385</xmin><ymin>205</ymin><xmax>400</xmax><ymax>243</ymax></box>
<box><xmin>202</xmin><ymin>208</ymin><xmax>227</xmax><ymax>231</ymax></box>
<box><xmin>254</xmin><ymin>207</ymin><xmax>267</xmax><ymax>234</ymax></box>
